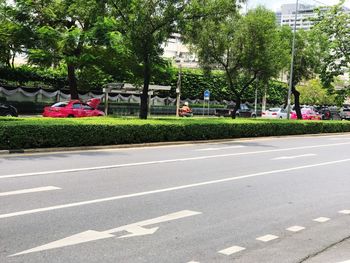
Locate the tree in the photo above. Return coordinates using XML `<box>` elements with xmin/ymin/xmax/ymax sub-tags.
<box><xmin>283</xmin><ymin>26</ymin><xmax>327</xmax><ymax>119</ymax></box>
<box><xmin>0</xmin><ymin>0</ymin><xmax>32</xmax><ymax>68</ymax></box>
<box><xmin>10</xmin><ymin>0</ymin><xmax>118</xmax><ymax>99</ymax></box>
<box><xmin>108</xmin><ymin>0</ymin><xmax>187</xmax><ymax>119</ymax></box>
<box><xmin>313</xmin><ymin>0</ymin><xmax>350</xmax><ymax>94</ymax></box>
<box><xmin>298</xmin><ymin>79</ymin><xmax>336</xmax><ymax>105</ymax></box>
<box><xmin>183</xmin><ymin>6</ymin><xmax>287</xmax><ymax>118</ymax></box>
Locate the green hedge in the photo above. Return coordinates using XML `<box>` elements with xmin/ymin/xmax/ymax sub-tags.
<box><xmin>0</xmin><ymin>117</ymin><xmax>350</xmax><ymax>150</ymax></box>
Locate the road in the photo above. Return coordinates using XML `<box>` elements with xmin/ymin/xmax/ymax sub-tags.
<box><xmin>1</xmin><ymin>134</ymin><xmax>350</xmax><ymax>263</ymax></box>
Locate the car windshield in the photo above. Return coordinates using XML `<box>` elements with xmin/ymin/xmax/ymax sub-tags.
<box><xmin>301</xmin><ymin>108</ymin><xmax>312</xmax><ymax>113</ymax></box>
<box><xmin>52</xmin><ymin>102</ymin><xmax>68</xmax><ymax>107</ymax></box>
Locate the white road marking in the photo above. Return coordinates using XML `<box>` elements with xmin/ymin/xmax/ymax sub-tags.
<box><xmin>313</xmin><ymin>217</ymin><xmax>330</xmax><ymax>223</ymax></box>
<box><xmin>256</xmin><ymin>234</ymin><xmax>279</xmax><ymax>242</ymax></box>
<box><xmin>9</xmin><ymin>210</ymin><xmax>201</xmax><ymax>256</ymax></box>
<box><xmin>272</xmin><ymin>154</ymin><xmax>316</xmax><ymax>160</ymax></box>
<box><xmin>339</xmin><ymin>210</ymin><xmax>350</xmax><ymax>215</ymax></box>
<box><xmin>0</xmin><ymin>186</ymin><xmax>61</xmax><ymax>197</ymax></box>
<box><xmin>2</xmin><ymin>142</ymin><xmax>350</xmax><ymax>180</ymax></box>
<box><xmin>218</xmin><ymin>246</ymin><xmax>246</xmax><ymax>255</ymax></box>
<box><xmin>187</xmin><ymin>261</ymin><xmax>200</xmax><ymax>263</ymax></box>
<box><xmin>336</xmin><ymin>260</ymin><xmax>350</xmax><ymax>263</ymax></box>
<box><xmin>195</xmin><ymin>145</ymin><xmax>245</xmax><ymax>151</ymax></box>
<box><xmin>1</xmin><ymin>158</ymin><xmax>350</xmax><ymax>219</ymax></box>
<box><xmin>329</xmin><ymin>137</ymin><xmax>350</xmax><ymax>141</ymax></box>
<box><xmin>286</xmin><ymin>226</ymin><xmax>305</xmax><ymax>232</ymax></box>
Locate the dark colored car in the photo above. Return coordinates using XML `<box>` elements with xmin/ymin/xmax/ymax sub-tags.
<box><xmin>339</xmin><ymin>108</ymin><xmax>350</xmax><ymax>120</ymax></box>
<box><xmin>0</xmin><ymin>103</ymin><xmax>18</xmax><ymax>117</ymax></box>
<box><xmin>215</xmin><ymin>104</ymin><xmax>257</xmax><ymax>118</ymax></box>
<box><xmin>315</xmin><ymin>106</ymin><xmax>332</xmax><ymax>120</ymax></box>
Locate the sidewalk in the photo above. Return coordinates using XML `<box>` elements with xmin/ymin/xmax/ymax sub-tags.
<box><xmin>305</xmin><ymin>238</ymin><xmax>350</xmax><ymax>263</ymax></box>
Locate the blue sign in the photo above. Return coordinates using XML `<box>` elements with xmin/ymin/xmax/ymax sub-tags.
<box><xmin>204</xmin><ymin>90</ymin><xmax>210</xmax><ymax>100</ymax></box>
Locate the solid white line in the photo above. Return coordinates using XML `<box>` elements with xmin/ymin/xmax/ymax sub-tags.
<box><xmin>195</xmin><ymin>145</ymin><xmax>245</xmax><ymax>151</ymax></box>
<box><xmin>313</xmin><ymin>217</ymin><xmax>330</xmax><ymax>223</ymax></box>
<box><xmin>286</xmin><ymin>226</ymin><xmax>305</xmax><ymax>232</ymax></box>
<box><xmin>0</xmin><ymin>186</ymin><xmax>61</xmax><ymax>197</ymax></box>
<box><xmin>272</xmin><ymin>154</ymin><xmax>316</xmax><ymax>160</ymax></box>
<box><xmin>218</xmin><ymin>246</ymin><xmax>246</xmax><ymax>255</ymax></box>
<box><xmin>2</xmin><ymin>142</ymin><xmax>350</xmax><ymax>180</ymax></box>
<box><xmin>336</xmin><ymin>260</ymin><xmax>350</xmax><ymax>263</ymax></box>
<box><xmin>1</xmin><ymin>158</ymin><xmax>349</xmax><ymax>219</ymax></box>
<box><xmin>256</xmin><ymin>234</ymin><xmax>279</xmax><ymax>242</ymax></box>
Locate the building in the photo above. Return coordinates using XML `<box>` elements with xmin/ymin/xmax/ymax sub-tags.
<box><xmin>279</xmin><ymin>3</ymin><xmax>316</xmax><ymax>31</ymax></box>
<box><xmin>161</xmin><ymin>33</ymin><xmax>199</xmax><ymax>68</ymax></box>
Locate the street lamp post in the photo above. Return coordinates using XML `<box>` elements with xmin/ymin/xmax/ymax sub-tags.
<box><xmin>287</xmin><ymin>0</ymin><xmax>299</xmax><ymax>119</ymax></box>
<box><xmin>176</xmin><ymin>63</ymin><xmax>182</xmax><ymax>117</ymax></box>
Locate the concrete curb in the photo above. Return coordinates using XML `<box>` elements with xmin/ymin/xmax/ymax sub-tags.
<box><xmin>1</xmin><ymin>132</ymin><xmax>350</xmax><ymax>156</ymax></box>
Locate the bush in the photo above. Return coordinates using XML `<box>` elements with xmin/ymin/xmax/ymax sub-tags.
<box><xmin>1</xmin><ymin>118</ymin><xmax>350</xmax><ymax>150</ymax></box>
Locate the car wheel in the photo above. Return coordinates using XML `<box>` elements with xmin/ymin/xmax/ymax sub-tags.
<box><xmin>251</xmin><ymin>114</ymin><xmax>256</xmax><ymax>118</ymax></box>
<box><xmin>279</xmin><ymin>116</ymin><xmax>283</xmax><ymax>119</ymax></box>
<box><xmin>67</xmin><ymin>114</ymin><xmax>75</xmax><ymax>118</ymax></box>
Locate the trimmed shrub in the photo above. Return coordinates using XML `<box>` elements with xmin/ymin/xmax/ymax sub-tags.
<box><xmin>1</xmin><ymin>118</ymin><xmax>350</xmax><ymax>150</ymax></box>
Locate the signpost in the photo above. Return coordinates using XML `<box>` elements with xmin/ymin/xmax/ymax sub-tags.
<box><xmin>203</xmin><ymin>90</ymin><xmax>210</xmax><ymax>116</ymax></box>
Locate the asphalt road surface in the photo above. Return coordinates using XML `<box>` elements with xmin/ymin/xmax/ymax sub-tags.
<box><xmin>1</xmin><ymin>134</ymin><xmax>350</xmax><ymax>263</ymax></box>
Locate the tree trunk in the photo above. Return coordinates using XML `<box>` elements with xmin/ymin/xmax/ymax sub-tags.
<box><xmin>231</xmin><ymin>97</ymin><xmax>241</xmax><ymax>119</ymax></box>
<box><xmin>139</xmin><ymin>55</ymin><xmax>151</xmax><ymax>119</ymax></box>
<box><xmin>292</xmin><ymin>85</ymin><xmax>302</xmax><ymax>119</ymax></box>
<box><xmin>67</xmin><ymin>63</ymin><xmax>79</xmax><ymax>99</ymax></box>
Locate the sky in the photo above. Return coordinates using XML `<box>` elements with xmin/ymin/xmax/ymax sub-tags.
<box><xmin>248</xmin><ymin>0</ymin><xmax>350</xmax><ymax>11</ymax></box>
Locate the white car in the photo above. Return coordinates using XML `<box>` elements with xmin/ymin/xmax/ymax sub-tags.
<box><xmin>261</xmin><ymin>108</ymin><xmax>288</xmax><ymax>119</ymax></box>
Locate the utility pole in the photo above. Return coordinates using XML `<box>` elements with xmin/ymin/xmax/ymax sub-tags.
<box><xmin>176</xmin><ymin>63</ymin><xmax>182</xmax><ymax>117</ymax></box>
<box><xmin>287</xmin><ymin>0</ymin><xmax>299</xmax><ymax>119</ymax></box>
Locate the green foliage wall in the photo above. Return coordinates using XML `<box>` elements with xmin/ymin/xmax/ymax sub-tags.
<box><xmin>0</xmin><ymin>66</ymin><xmax>288</xmax><ymax>104</ymax></box>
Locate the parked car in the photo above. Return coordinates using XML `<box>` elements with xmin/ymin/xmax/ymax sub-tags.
<box><xmin>0</xmin><ymin>102</ymin><xmax>18</xmax><ymax>117</ymax></box>
<box><xmin>291</xmin><ymin>108</ymin><xmax>321</xmax><ymax>120</ymax></box>
<box><xmin>261</xmin><ymin>108</ymin><xmax>288</xmax><ymax>119</ymax></box>
<box><xmin>315</xmin><ymin>106</ymin><xmax>332</xmax><ymax>120</ymax></box>
<box><xmin>339</xmin><ymin>108</ymin><xmax>350</xmax><ymax>120</ymax></box>
<box><xmin>215</xmin><ymin>104</ymin><xmax>257</xmax><ymax>118</ymax></box>
<box><xmin>43</xmin><ymin>98</ymin><xmax>104</xmax><ymax>118</ymax></box>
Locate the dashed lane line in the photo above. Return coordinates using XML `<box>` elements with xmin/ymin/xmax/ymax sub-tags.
<box><xmin>313</xmin><ymin>217</ymin><xmax>330</xmax><ymax>223</ymax></box>
<box><xmin>1</xmin><ymin>158</ymin><xmax>350</xmax><ymax>219</ymax></box>
<box><xmin>195</xmin><ymin>146</ymin><xmax>246</xmax><ymax>151</ymax></box>
<box><xmin>272</xmin><ymin>154</ymin><xmax>316</xmax><ymax>160</ymax></box>
<box><xmin>2</xmin><ymin>142</ymin><xmax>350</xmax><ymax>180</ymax></box>
<box><xmin>0</xmin><ymin>186</ymin><xmax>61</xmax><ymax>197</ymax></box>
<box><xmin>286</xmin><ymin>226</ymin><xmax>305</xmax><ymax>232</ymax></box>
<box><xmin>339</xmin><ymin>210</ymin><xmax>350</xmax><ymax>215</ymax></box>
<box><xmin>218</xmin><ymin>246</ymin><xmax>246</xmax><ymax>255</ymax></box>
<box><xmin>256</xmin><ymin>234</ymin><xmax>279</xmax><ymax>242</ymax></box>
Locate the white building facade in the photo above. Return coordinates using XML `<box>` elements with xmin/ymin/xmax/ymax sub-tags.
<box><xmin>279</xmin><ymin>3</ymin><xmax>316</xmax><ymax>31</ymax></box>
<box><xmin>161</xmin><ymin>33</ymin><xmax>199</xmax><ymax>68</ymax></box>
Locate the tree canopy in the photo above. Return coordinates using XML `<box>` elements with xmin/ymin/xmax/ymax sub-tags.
<box><xmin>183</xmin><ymin>6</ymin><xmax>287</xmax><ymax>117</ymax></box>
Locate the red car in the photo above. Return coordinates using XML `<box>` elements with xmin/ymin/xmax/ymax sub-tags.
<box><xmin>43</xmin><ymin>98</ymin><xmax>105</xmax><ymax>118</ymax></box>
<box><xmin>291</xmin><ymin>108</ymin><xmax>321</xmax><ymax>120</ymax></box>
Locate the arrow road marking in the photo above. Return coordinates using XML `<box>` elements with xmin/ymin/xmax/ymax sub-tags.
<box><xmin>9</xmin><ymin>210</ymin><xmax>201</xmax><ymax>257</ymax></box>
<box><xmin>0</xmin><ymin>186</ymin><xmax>61</xmax><ymax>197</ymax></box>
<box><xmin>272</xmin><ymin>154</ymin><xmax>316</xmax><ymax>160</ymax></box>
